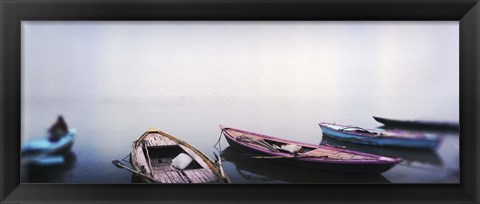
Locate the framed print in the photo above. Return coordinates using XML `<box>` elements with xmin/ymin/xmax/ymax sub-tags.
<box><xmin>1</xmin><ymin>0</ymin><xmax>479</xmax><ymax>203</ymax></box>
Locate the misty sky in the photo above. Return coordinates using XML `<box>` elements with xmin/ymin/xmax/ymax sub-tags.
<box><xmin>22</xmin><ymin>21</ymin><xmax>459</xmax><ymax>121</ymax></box>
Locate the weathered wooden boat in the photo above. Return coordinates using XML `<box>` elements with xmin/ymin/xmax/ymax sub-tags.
<box><xmin>129</xmin><ymin>128</ymin><xmax>230</xmax><ymax>184</ymax></box>
<box><xmin>319</xmin><ymin>122</ymin><xmax>442</xmax><ymax>149</ymax></box>
<box><xmin>373</xmin><ymin>116</ymin><xmax>459</xmax><ymax>131</ymax></box>
<box><xmin>21</xmin><ymin>129</ymin><xmax>76</xmax><ymax>166</ymax></box>
<box><xmin>220</xmin><ymin>125</ymin><xmax>401</xmax><ymax>174</ymax></box>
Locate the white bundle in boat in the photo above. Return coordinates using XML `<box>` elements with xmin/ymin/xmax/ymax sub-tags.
<box><xmin>279</xmin><ymin>144</ymin><xmax>302</xmax><ymax>153</ymax></box>
<box><xmin>171</xmin><ymin>153</ymin><xmax>193</xmax><ymax>170</ymax></box>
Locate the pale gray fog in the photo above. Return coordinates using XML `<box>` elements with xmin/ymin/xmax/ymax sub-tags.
<box><xmin>21</xmin><ymin>21</ymin><xmax>458</xmax><ymax>183</ymax></box>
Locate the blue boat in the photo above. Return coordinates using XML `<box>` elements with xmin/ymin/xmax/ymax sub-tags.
<box><xmin>21</xmin><ymin>129</ymin><xmax>76</xmax><ymax>166</ymax></box>
<box><xmin>319</xmin><ymin>123</ymin><xmax>441</xmax><ymax>149</ymax></box>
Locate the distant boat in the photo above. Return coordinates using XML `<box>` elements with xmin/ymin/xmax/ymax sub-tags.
<box><xmin>129</xmin><ymin>128</ymin><xmax>230</xmax><ymax>184</ymax></box>
<box><xmin>373</xmin><ymin>116</ymin><xmax>459</xmax><ymax>130</ymax></box>
<box><xmin>319</xmin><ymin>122</ymin><xmax>442</xmax><ymax>149</ymax></box>
<box><xmin>220</xmin><ymin>125</ymin><xmax>401</xmax><ymax>174</ymax></box>
<box><xmin>21</xmin><ymin>129</ymin><xmax>76</xmax><ymax>166</ymax></box>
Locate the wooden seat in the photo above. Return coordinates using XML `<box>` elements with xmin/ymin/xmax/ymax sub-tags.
<box><xmin>183</xmin><ymin>169</ymin><xmax>218</xmax><ymax>183</ymax></box>
<box><xmin>153</xmin><ymin>170</ymin><xmax>190</xmax><ymax>183</ymax></box>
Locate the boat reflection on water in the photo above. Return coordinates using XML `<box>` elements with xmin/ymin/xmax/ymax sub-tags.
<box><xmin>220</xmin><ymin>146</ymin><xmax>391</xmax><ymax>184</ymax></box>
<box><xmin>320</xmin><ymin>137</ymin><xmax>443</xmax><ymax>166</ymax></box>
<box><xmin>23</xmin><ymin>151</ymin><xmax>77</xmax><ymax>183</ymax></box>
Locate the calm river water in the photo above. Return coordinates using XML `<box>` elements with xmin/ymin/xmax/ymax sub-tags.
<box><xmin>20</xmin><ymin>98</ymin><xmax>459</xmax><ymax>184</ymax></box>
<box><xmin>21</xmin><ymin>21</ymin><xmax>459</xmax><ymax>183</ymax></box>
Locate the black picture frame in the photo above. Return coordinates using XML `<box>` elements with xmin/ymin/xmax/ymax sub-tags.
<box><xmin>1</xmin><ymin>0</ymin><xmax>478</xmax><ymax>203</ymax></box>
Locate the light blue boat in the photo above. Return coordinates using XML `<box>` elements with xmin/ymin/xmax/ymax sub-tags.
<box><xmin>21</xmin><ymin>129</ymin><xmax>76</xmax><ymax>165</ymax></box>
<box><xmin>319</xmin><ymin>123</ymin><xmax>441</xmax><ymax>149</ymax></box>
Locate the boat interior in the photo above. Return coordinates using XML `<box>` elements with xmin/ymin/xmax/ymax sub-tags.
<box><xmin>132</xmin><ymin>132</ymin><xmax>221</xmax><ymax>183</ymax></box>
<box><xmin>146</xmin><ymin>145</ymin><xmax>202</xmax><ymax>171</ymax></box>
<box><xmin>227</xmin><ymin>129</ymin><xmax>377</xmax><ymax>160</ymax></box>
<box><xmin>261</xmin><ymin>139</ymin><xmax>316</xmax><ymax>153</ymax></box>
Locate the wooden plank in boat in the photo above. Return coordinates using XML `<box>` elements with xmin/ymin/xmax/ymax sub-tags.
<box><xmin>334</xmin><ymin>152</ymin><xmax>355</xmax><ymax>159</ymax></box>
<box><xmin>150</xmin><ymin>135</ymin><xmax>175</xmax><ymax>146</ymax></box>
<box><xmin>155</xmin><ymin>137</ymin><xmax>164</xmax><ymax>146</ymax></box>
<box><xmin>182</xmin><ymin>170</ymin><xmax>198</xmax><ymax>183</ymax></box>
<box><xmin>183</xmin><ymin>170</ymin><xmax>204</xmax><ymax>183</ymax></box>
<box><xmin>160</xmin><ymin>172</ymin><xmax>174</xmax><ymax>183</ymax></box>
<box><xmin>164</xmin><ymin>137</ymin><xmax>177</xmax><ymax>145</ymax></box>
<box><xmin>147</xmin><ymin>136</ymin><xmax>168</xmax><ymax>147</ymax></box>
<box><xmin>194</xmin><ymin>171</ymin><xmax>209</xmax><ymax>183</ymax></box>
<box><xmin>166</xmin><ymin>138</ymin><xmax>176</xmax><ymax>145</ymax></box>
<box><xmin>164</xmin><ymin>171</ymin><xmax>177</xmax><ymax>183</ymax></box>
<box><xmin>166</xmin><ymin>171</ymin><xmax>189</xmax><ymax>183</ymax></box>
<box><xmin>193</xmin><ymin>168</ymin><xmax>217</xmax><ymax>183</ymax></box>
<box><xmin>318</xmin><ymin>148</ymin><xmax>341</xmax><ymax>154</ymax></box>
<box><xmin>172</xmin><ymin>171</ymin><xmax>191</xmax><ymax>183</ymax></box>
<box><xmin>144</xmin><ymin>136</ymin><xmax>153</xmax><ymax>141</ymax></box>
<box><xmin>160</xmin><ymin>139</ymin><xmax>169</xmax><ymax>146</ymax></box>
<box><xmin>304</xmin><ymin>148</ymin><xmax>339</xmax><ymax>157</ymax></box>
<box><xmin>159</xmin><ymin>165</ymin><xmax>176</xmax><ymax>171</ymax></box>
<box><xmin>153</xmin><ymin>172</ymin><xmax>169</xmax><ymax>183</ymax></box>
<box><xmin>178</xmin><ymin>171</ymin><xmax>191</xmax><ymax>183</ymax></box>
<box><xmin>191</xmin><ymin>170</ymin><xmax>209</xmax><ymax>183</ymax></box>
<box><xmin>133</xmin><ymin>146</ymin><xmax>151</xmax><ymax>174</ymax></box>
<box><xmin>158</xmin><ymin>173</ymin><xmax>171</xmax><ymax>184</ymax></box>
<box><xmin>197</xmin><ymin>169</ymin><xmax>217</xmax><ymax>182</ymax></box>
<box><xmin>150</xmin><ymin>159</ymin><xmax>191</xmax><ymax>183</ymax></box>
<box><xmin>151</xmin><ymin>133</ymin><xmax>159</xmax><ymax>139</ymax></box>
<box><xmin>352</xmin><ymin>155</ymin><xmax>373</xmax><ymax>160</ymax></box>
<box><xmin>150</xmin><ymin>159</ymin><xmax>175</xmax><ymax>171</ymax></box>
<box><xmin>151</xmin><ymin>138</ymin><xmax>163</xmax><ymax>146</ymax></box>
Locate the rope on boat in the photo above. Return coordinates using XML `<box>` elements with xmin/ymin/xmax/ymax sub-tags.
<box><xmin>235</xmin><ymin>135</ymin><xmax>280</xmax><ymax>153</ymax></box>
<box><xmin>121</xmin><ymin>153</ymin><xmax>131</xmax><ymax>163</ymax></box>
<box><xmin>214</xmin><ymin>129</ymin><xmax>225</xmax><ymax>161</ymax></box>
<box><xmin>214</xmin><ymin>129</ymin><xmax>230</xmax><ymax>182</ymax></box>
<box><xmin>214</xmin><ymin>129</ymin><xmax>224</xmax><ymax>151</ymax></box>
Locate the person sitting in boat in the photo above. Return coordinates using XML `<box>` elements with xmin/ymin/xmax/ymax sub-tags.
<box><xmin>48</xmin><ymin>116</ymin><xmax>69</xmax><ymax>142</ymax></box>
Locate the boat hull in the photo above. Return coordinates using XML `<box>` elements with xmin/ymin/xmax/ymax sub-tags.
<box><xmin>222</xmin><ymin>126</ymin><xmax>400</xmax><ymax>174</ymax></box>
<box><xmin>225</xmin><ymin>136</ymin><xmax>395</xmax><ymax>174</ymax></box>
<box><xmin>21</xmin><ymin>130</ymin><xmax>76</xmax><ymax>165</ymax></box>
<box><xmin>373</xmin><ymin>116</ymin><xmax>459</xmax><ymax>131</ymax></box>
<box><xmin>319</xmin><ymin>124</ymin><xmax>440</xmax><ymax>149</ymax></box>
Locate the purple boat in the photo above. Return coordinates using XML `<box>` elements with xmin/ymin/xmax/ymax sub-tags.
<box><xmin>220</xmin><ymin>125</ymin><xmax>401</xmax><ymax>174</ymax></box>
